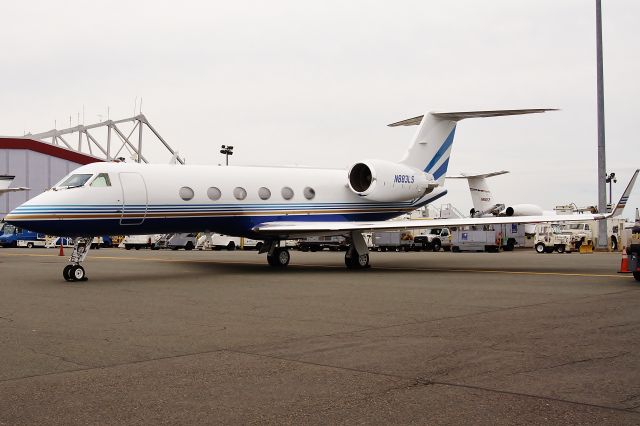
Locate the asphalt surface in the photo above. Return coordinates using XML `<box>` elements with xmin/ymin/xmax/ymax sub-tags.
<box><xmin>0</xmin><ymin>247</ymin><xmax>639</xmax><ymax>425</ymax></box>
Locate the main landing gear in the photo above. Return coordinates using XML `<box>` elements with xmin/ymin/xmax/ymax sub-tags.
<box><xmin>344</xmin><ymin>231</ymin><xmax>370</xmax><ymax>270</ymax></box>
<box><xmin>262</xmin><ymin>241</ymin><xmax>291</xmax><ymax>267</ymax></box>
<box><xmin>262</xmin><ymin>231</ymin><xmax>371</xmax><ymax>270</ymax></box>
<box><xmin>63</xmin><ymin>237</ymin><xmax>93</xmax><ymax>282</ymax></box>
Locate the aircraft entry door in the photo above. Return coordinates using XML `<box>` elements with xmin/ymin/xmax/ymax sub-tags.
<box><xmin>119</xmin><ymin>172</ymin><xmax>148</xmax><ymax>225</ymax></box>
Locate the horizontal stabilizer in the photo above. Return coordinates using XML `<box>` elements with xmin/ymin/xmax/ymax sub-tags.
<box><xmin>388</xmin><ymin>109</ymin><xmax>557</xmax><ymax>127</ymax></box>
<box><xmin>448</xmin><ymin>170</ymin><xmax>509</xmax><ymax>180</ymax></box>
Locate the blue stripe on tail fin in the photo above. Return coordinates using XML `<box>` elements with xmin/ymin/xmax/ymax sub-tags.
<box><xmin>424</xmin><ymin>127</ymin><xmax>456</xmax><ymax>174</ymax></box>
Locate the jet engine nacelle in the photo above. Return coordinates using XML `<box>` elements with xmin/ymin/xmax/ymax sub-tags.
<box><xmin>503</xmin><ymin>203</ymin><xmax>543</xmax><ymax>217</ymax></box>
<box><xmin>347</xmin><ymin>159</ymin><xmax>437</xmax><ymax>202</ymax></box>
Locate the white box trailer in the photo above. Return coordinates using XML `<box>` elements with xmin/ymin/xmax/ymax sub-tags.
<box><xmin>371</xmin><ymin>231</ymin><xmax>415</xmax><ymax>252</ymax></box>
<box><xmin>451</xmin><ymin>223</ymin><xmax>525</xmax><ymax>252</ymax></box>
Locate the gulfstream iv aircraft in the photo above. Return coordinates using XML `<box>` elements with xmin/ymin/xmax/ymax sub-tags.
<box><xmin>5</xmin><ymin>109</ymin><xmax>638</xmax><ymax>281</ymax></box>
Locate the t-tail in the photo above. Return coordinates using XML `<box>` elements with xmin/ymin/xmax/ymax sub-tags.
<box><xmin>389</xmin><ymin>109</ymin><xmax>556</xmax><ymax>186</ymax></box>
<box><xmin>448</xmin><ymin>170</ymin><xmax>508</xmax><ymax>216</ymax></box>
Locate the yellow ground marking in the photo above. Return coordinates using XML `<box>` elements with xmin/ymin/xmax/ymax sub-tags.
<box><xmin>0</xmin><ymin>251</ymin><xmax>628</xmax><ymax>279</ymax></box>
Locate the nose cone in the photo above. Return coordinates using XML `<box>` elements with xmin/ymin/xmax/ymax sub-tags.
<box><xmin>4</xmin><ymin>191</ymin><xmax>57</xmax><ymax>234</ymax></box>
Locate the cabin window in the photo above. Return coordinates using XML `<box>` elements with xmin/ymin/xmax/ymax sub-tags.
<box><xmin>207</xmin><ymin>187</ymin><xmax>221</xmax><ymax>201</ymax></box>
<box><xmin>90</xmin><ymin>173</ymin><xmax>111</xmax><ymax>187</ymax></box>
<box><xmin>233</xmin><ymin>187</ymin><xmax>247</xmax><ymax>200</ymax></box>
<box><xmin>59</xmin><ymin>174</ymin><xmax>93</xmax><ymax>188</ymax></box>
<box><xmin>303</xmin><ymin>187</ymin><xmax>315</xmax><ymax>200</ymax></box>
<box><xmin>281</xmin><ymin>186</ymin><xmax>294</xmax><ymax>200</ymax></box>
<box><xmin>258</xmin><ymin>187</ymin><xmax>271</xmax><ymax>200</ymax></box>
<box><xmin>179</xmin><ymin>186</ymin><xmax>195</xmax><ymax>201</ymax></box>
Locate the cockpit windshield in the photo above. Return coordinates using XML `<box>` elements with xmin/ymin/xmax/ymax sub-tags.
<box><xmin>57</xmin><ymin>174</ymin><xmax>93</xmax><ymax>188</ymax></box>
<box><xmin>90</xmin><ymin>173</ymin><xmax>111</xmax><ymax>187</ymax></box>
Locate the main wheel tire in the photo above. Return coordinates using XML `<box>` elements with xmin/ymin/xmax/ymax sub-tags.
<box><xmin>125</xmin><ymin>245</ymin><xmax>132</xmax><ymax>250</ymax></box>
<box><xmin>268</xmin><ymin>248</ymin><xmax>290</xmax><ymax>267</ymax></box>
<box><xmin>535</xmin><ymin>243</ymin><xmax>545</xmax><ymax>254</ymax></box>
<box><xmin>226</xmin><ymin>241</ymin><xmax>235</xmax><ymax>251</ymax></box>
<box><xmin>185</xmin><ymin>242</ymin><xmax>195</xmax><ymax>251</ymax></box>
<box><xmin>26</xmin><ymin>242</ymin><xmax>34</xmax><ymax>248</ymax></box>
<box><xmin>345</xmin><ymin>251</ymin><xmax>369</xmax><ymax>269</ymax></box>
<box><xmin>63</xmin><ymin>265</ymin><xmax>73</xmax><ymax>281</ymax></box>
<box><xmin>432</xmin><ymin>239</ymin><xmax>441</xmax><ymax>252</ymax></box>
<box><xmin>70</xmin><ymin>265</ymin><xmax>86</xmax><ymax>281</ymax></box>
<box><xmin>556</xmin><ymin>245</ymin><xmax>565</xmax><ymax>253</ymax></box>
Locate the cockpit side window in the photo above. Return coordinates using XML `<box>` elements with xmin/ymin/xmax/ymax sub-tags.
<box><xmin>58</xmin><ymin>174</ymin><xmax>93</xmax><ymax>188</ymax></box>
<box><xmin>90</xmin><ymin>173</ymin><xmax>112</xmax><ymax>187</ymax></box>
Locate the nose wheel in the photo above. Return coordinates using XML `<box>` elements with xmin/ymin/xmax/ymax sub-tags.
<box><xmin>62</xmin><ymin>237</ymin><xmax>93</xmax><ymax>282</ymax></box>
<box><xmin>63</xmin><ymin>264</ymin><xmax>87</xmax><ymax>282</ymax></box>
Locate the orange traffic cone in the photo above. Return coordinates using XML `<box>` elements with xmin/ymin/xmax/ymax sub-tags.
<box><xmin>58</xmin><ymin>239</ymin><xmax>65</xmax><ymax>257</ymax></box>
<box><xmin>618</xmin><ymin>247</ymin><xmax>630</xmax><ymax>273</ymax></box>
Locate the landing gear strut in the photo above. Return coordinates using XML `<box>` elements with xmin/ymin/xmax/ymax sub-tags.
<box><xmin>264</xmin><ymin>241</ymin><xmax>290</xmax><ymax>267</ymax></box>
<box><xmin>344</xmin><ymin>231</ymin><xmax>370</xmax><ymax>269</ymax></box>
<box><xmin>63</xmin><ymin>237</ymin><xmax>93</xmax><ymax>282</ymax></box>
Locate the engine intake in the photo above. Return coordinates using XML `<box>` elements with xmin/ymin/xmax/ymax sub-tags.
<box><xmin>347</xmin><ymin>159</ymin><xmax>437</xmax><ymax>202</ymax></box>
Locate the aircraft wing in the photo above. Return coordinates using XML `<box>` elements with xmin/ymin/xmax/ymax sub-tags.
<box><xmin>0</xmin><ymin>187</ymin><xmax>28</xmax><ymax>195</ymax></box>
<box><xmin>253</xmin><ymin>169</ymin><xmax>638</xmax><ymax>238</ymax></box>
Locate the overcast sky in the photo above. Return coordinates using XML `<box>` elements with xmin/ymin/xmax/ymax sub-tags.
<box><xmin>1</xmin><ymin>0</ymin><xmax>638</xmax><ymax>219</ymax></box>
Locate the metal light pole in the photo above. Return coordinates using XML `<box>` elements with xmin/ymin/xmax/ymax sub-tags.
<box><xmin>596</xmin><ymin>0</ymin><xmax>607</xmax><ymax>247</ymax></box>
<box><xmin>220</xmin><ymin>145</ymin><xmax>234</xmax><ymax>166</ymax></box>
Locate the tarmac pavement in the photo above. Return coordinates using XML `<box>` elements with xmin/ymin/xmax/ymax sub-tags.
<box><xmin>0</xmin><ymin>248</ymin><xmax>638</xmax><ymax>424</ymax></box>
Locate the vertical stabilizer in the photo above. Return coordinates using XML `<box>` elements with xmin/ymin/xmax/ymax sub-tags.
<box><xmin>448</xmin><ymin>171</ymin><xmax>508</xmax><ymax>215</ymax></box>
<box><xmin>392</xmin><ymin>114</ymin><xmax>456</xmax><ymax>186</ymax></box>
<box><xmin>388</xmin><ymin>109</ymin><xmax>555</xmax><ymax>187</ymax></box>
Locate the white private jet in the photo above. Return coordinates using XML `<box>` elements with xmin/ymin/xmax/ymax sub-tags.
<box><xmin>5</xmin><ymin>109</ymin><xmax>638</xmax><ymax>281</ymax></box>
<box><xmin>0</xmin><ymin>175</ymin><xmax>29</xmax><ymax>195</ymax></box>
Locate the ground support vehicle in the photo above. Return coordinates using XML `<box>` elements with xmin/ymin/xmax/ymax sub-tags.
<box><xmin>155</xmin><ymin>233</ymin><xmax>197</xmax><ymax>250</ymax></box>
<box><xmin>297</xmin><ymin>236</ymin><xmax>347</xmax><ymax>252</ymax></box>
<box><xmin>45</xmin><ymin>236</ymin><xmax>74</xmax><ymax>248</ymax></box>
<box><xmin>239</xmin><ymin>238</ymin><xmax>263</xmax><ymax>251</ymax></box>
<box><xmin>450</xmin><ymin>223</ymin><xmax>522</xmax><ymax>252</ymax></box>
<box><xmin>533</xmin><ymin>224</ymin><xmax>573</xmax><ymax>253</ymax></box>
<box><xmin>371</xmin><ymin>231</ymin><xmax>415</xmax><ymax>252</ymax></box>
<box><xmin>196</xmin><ymin>233</ymin><xmax>240</xmax><ymax>251</ymax></box>
<box><xmin>121</xmin><ymin>235</ymin><xmax>161</xmax><ymax>250</ymax></box>
<box><xmin>413</xmin><ymin>228</ymin><xmax>452</xmax><ymax>252</ymax></box>
<box><xmin>0</xmin><ymin>224</ymin><xmax>46</xmax><ymax>248</ymax></box>
<box><xmin>562</xmin><ymin>218</ymin><xmax>627</xmax><ymax>251</ymax></box>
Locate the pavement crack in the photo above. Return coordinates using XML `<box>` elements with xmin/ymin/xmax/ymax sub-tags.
<box><xmin>24</xmin><ymin>347</ymin><xmax>89</xmax><ymax>369</ymax></box>
<box><xmin>507</xmin><ymin>352</ymin><xmax>631</xmax><ymax>376</ymax></box>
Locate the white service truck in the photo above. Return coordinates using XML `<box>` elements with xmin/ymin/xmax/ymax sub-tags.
<box><xmin>412</xmin><ymin>228</ymin><xmax>452</xmax><ymax>251</ymax></box>
<box><xmin>533</xmin><ymin>224</ymin><xmax>573</xmax><ymax>253</ymax></box>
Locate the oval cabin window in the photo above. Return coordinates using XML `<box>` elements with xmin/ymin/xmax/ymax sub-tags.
<box><xmin>281</xmin><ymin>187</ymin><xmax>294</xmax><ymax>200</ymax></box>
<box><xmin>258</xmin><ymin>187</ymin><xmax>271</xmax><ymax>200</ymax></box>
<box><xmin>207</xmin><ymin>187</ymin><xmax>222</xmax><ymax>201</ymax></box>
<box><xmin>303</xmin><ymin>187</ymin><xmax>315</xmax><ymax>200</ymax></box>
<box><xmin>179</xmin><ymin>186</ymin><xmax>194</xmax><ymax>201</ymax></box>
<box><xmin>234</xmin><ymin>187</ymin><xmax>247</xmax><ymax>200</ymax></box>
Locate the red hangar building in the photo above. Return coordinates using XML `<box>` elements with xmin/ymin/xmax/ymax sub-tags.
<box><xmin>0</xmin><ymin>138</ymin><xmax>103</xmax><ymax>221</ymax></box>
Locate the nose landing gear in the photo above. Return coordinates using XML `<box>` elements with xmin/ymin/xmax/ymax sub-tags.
<box><xmin>63</xmin><ymin>237</ymin><xmax>93</xmax><ymax>282</ymax></box>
